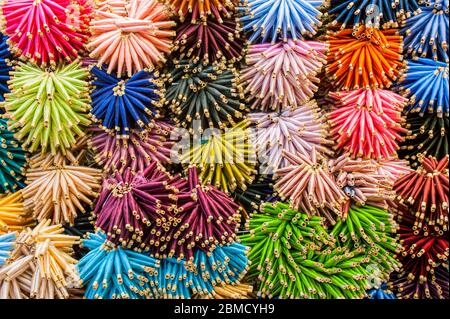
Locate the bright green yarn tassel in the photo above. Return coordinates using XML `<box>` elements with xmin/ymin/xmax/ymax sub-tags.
<box><xmin>3</xmin><ymin>61</ymin><xmax>91</xmax><ymax>155</ymax></box>
<box><xmin>241</xmin><ymin>202</ymin><xmax>376</xmax><ymax>299</ymax></box>
<box><xmin>330</xmin><ymin>205</ymin><xmax>402</xmax><ymax>283</ymax></box>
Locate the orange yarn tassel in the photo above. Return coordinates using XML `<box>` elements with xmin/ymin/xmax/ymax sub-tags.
<box><xmin>327</xmin><ymin>26</ymin><xmax>404</xmax><ymax>90</ymax></box>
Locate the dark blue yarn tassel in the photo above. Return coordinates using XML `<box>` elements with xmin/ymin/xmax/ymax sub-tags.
<box><xmin>0</xmin><ymin>33</ymin><xmax>12</xmax><ymax>103</ymax></box>
<box><xmin>90</xmin><ymin>66</ymin><xmax>161</xmax><ymax>137</ymax></box>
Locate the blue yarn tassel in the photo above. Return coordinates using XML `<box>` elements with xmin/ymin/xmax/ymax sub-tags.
<box><xmin>0</xmin><ymin>33</ymin><xmax>12</xmax><ymax>103</ymax></box>
<box><xmin>0</xmin><ymin>232</ymin><xmax>16</xmax><ymax>266</ymax></box>
<box><xmin>147</xmin><ymin>258</ymin><xmax>192</xmax><ymax>299</ymax></box>
<box><xmin>367</xmin><ymin>283</ymin><xmax>396</xmax><ymax>299</ymax></box>
<box><xmin>147</xmin><ymin>244</ymin><xmax>250</xmax><ymax>299</ymax></box>
<box><xmin>239</xmin><ymin>0</ymin><xmax>323</xmax><ymax>43</ymax></box>
<box><xmin>398</xmin><ymin>58</ymin><xmax>449</xmax><ymax>117</ymax></box>
<box><xmin>77</xmin><ymin>231</ymin><xmax>161</xmax><ymax>299</ymax></box>
<box><xmin>90</xmin><ymin>67</ymin><xmax>161</xmax><ymax>137</ymax></box>
<box><xmin>402</xmin><ymin>0</ymin><xmax>449</xmax><ymax>63</ymax></box>
<box><xmin>191</xmin><ymin>244</ymin><xmax>250</xmax><ymax>296</ymax></box>
<box><xmin>78</xmin><ymin>232</ymin><xmax>249</xmax><ymax>299</ymax></box>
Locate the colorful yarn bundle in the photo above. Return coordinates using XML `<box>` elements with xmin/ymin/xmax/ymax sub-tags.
<box><xmin>88</xmin><ymin>0</ymin><xmax>176</xmax><ymax>77</ymax></box>
<box><xmin>161</xmin><ymin>61</ymin><xmax>246</xmax><ymax>133</ymax></box>
<box><xmin>150</xmin><ymin>167</ymin><xmax>242</xmax><ymax>260</ymax></box>
<box><xmin>0</xmin><ymin>0</ymin><xmax>90</xmax><ymax>66</ymax></box>
<box><xmin>90</xmin><ymin>67</ymin><xmax>161</xmax><ymax>136</ymax></box>
<box><xmin>397</xmin><ymin>212</ymin><xmax>448</xmax><ymax>271</ymax></box>
<box><xmin>173</xmin><ymin>17</ymin><xmax>244</xmax><ymax>64</ymax></box>
<box><xmin>182</xmin><ymin>244</ymin><xmax>249</xmax><ymax>296</ymax></box>
<box><xmin>398</xmin><ymin>58</ymin><xmax>449</xmax><ymax>117</ymax></box>
<box><xmin>0</xmin><ymin>33</ymin><xmax>11</xmax><ymax>101</ymax></box>
<box><xmin>329</xmin><ymin>0</ymin><xmax>421</xmax><ymax>30</ymax></box>
<box><xmin>274</xmin><ymin>148</ymin><xmax>347</xmax><ymax>224</ymax></box>
<box><xmin>373</xmin><ymin>158</ymin><xmax>413</xmax><ymax>215</ymax></box>
<box><xmin>330</xmin><ymin>205</ymin><xmax>402</xmax><ymax>280</ymax></box>
<box><xmin>0</xmin><ymin>118</ymin><xmax>26</xmax><ymax>193</ymax></box>
<box><xmin>0</xmin><ymin>191</ymin><xmax>33</xmax><ymax>234</ymax></box>
<box><xmin>242</xmin><ymin>200</ymin><xmax>402</xmax><ymax>298</ymax></box>
<box><xmin>390</xmin><ymin>208</ymin><xmax>449</xmax><ymax>299</ymax></box>
<box><xmin>179</xmin><ymin>120</ymin><xmax>257</xmax><ymax>193</ymax></box>
<box><xmin>93</xmin><ymin>162</ymin><xmax>179</xmax><ymax>248</ymax></box>
<box><xmin>146</xmin><ymin>257</ymin><xmax>192</xmax><ymax>298</ymax></box>
<box><xmin>77</xmin><ymin>231</ymin><xmax>160</xmax><ymax>299</ymax></box>
<box><xmin>148</xmin><ymin>244</ymin><xmax>249</xmax><ymax>298</ymax></box>
<box><xmin>89</xmin><ymin>121</ymin><xmax>175</xmax><ymax>174</ymax></box>
<box><xmin>394</xmin><ymin>155</ymin><xmax>449</xmax><ymax>231</ymax></box>
<box><xmin>241</xmin><ymin>40</ymin><xmax>327</xmax><ymax>111</ymax></box>
<box><xmin>0</xmin><ymin>0</ymin><xmax>448</xmax><ymax>301</ymax></box>
<box><xmin>391</xmin><ymin>260</ymin><xmax>449</xmax><ymax>299</ymax></box>
<box><xmin>402</xmin><ymin>0</ymin><xmax>449</xmax><ymax>62</ymax></box>
<box><xmin>328</xmin><ymin>89</ymin><xmax>408</xmax><ymax>159</ymax></box>
<box><xmin>239</xmin><ymin>0</ymin><xmax>324</xmax><ymax>43</ymax></box>
<box><xmin>0</xmin><ymin>220</ymin><xmax>80</xmax><ymax>299</ymax></box>
<box><xmin>328</xmin><ymin>155</ymin><xmax>398</xmax><ymax>215</ymax></box>
<box><xmin>249</xmin><ymin>101</ymin><xmax>333</xmax><ymax>174</ymax></box>
<box><xmin>21</xmin><ymin>136</ymin><xmax>101</xmax><ymax>227</ymax></box>
<box><xmin>400</xmin><ymin>113</ymin><xmax>449</xmax><ymax>166</ymax></box>
<box><xmin>327</xmin><ymin>26</ymin><xmax>404</xmax><ymax>90</ymax></box>
<box><xmin>242</xmin><ymin>202</ymin><xmax>374</xmax><ymax>298</ymax></box>
<box><xmin>23</xmin><ymin>165</ymin><xmax>102</xmax><ymax>225</ymax></box>
<box><xmin>167</xmin><ymin>0</ymin><xmax>236</xmax><ymax>23</ymax></box>
<box><xmin>3</xmin><ymin>61</ymin><xmax>91</xmax><ymax>155</ymax></box>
